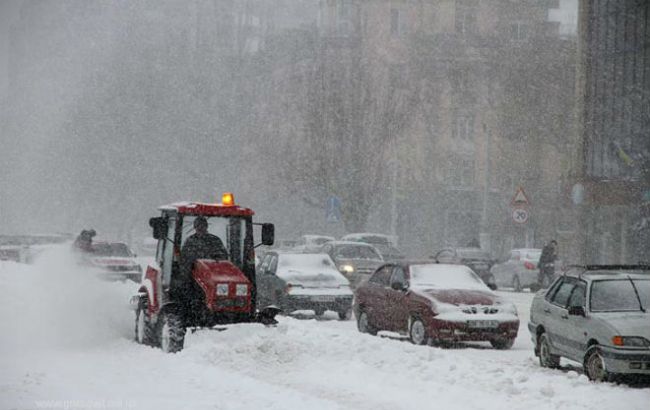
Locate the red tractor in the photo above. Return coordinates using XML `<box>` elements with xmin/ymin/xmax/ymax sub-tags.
<box><xmin>131</xmin><ymin>193</ymin><xmax>277</xmax><ymax>352</ymax></box>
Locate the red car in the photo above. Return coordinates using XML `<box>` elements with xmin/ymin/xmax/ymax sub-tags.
<box><xmin>353</xmin><ymin>262</ymin><xmax>519</xmax><ymax>349</ymax></box>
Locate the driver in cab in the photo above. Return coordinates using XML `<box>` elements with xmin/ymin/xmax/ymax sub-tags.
<box><xmin>181</xmin><ymin>216</ymin><xmax>228</xmax><ymax>277</ymax></box>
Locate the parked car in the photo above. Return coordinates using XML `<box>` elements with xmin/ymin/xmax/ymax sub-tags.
<box><xmin>85</xmin><ymin>241</ymin><xmax>142</xmax><ymax>282</ymax></box>
<box><xmin>528</xmin><ymin>265</ymin><xmax>650</xmax><ymax>382</ymax></box>
<box><xmin>294</xmin><ymin>234</ymin><xmax>335</xmax><ymax>252</ymax></box>
<box><xmin>256</xmin><ymin>252</ymin><xmax>353</xmax><ymax>319</ymax></box>
<box><xmin>318</xmin><ymin>241</ymin><xmax>384</xmax><ymax>288</ymax></box>
<box><xmin>341</xmin><ymin>233</ymin><xmax>405</xmax><ymax>261</ymax></box>
<box><xmin>431</xmin><ymin>247</ymin><xmax>497</xmax><ymax>289</ymax></box>
<box><xmin>491</xmin><ymin>248</ymin><xmax>542</xmax><ymax>291</ymax></box>
<box><xmin>354</xmin><ymin>262</ymin><xmax>519</xmax><ymax>348</ymax></box>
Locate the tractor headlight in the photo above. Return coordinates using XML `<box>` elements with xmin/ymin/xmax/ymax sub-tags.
<box><xmin>235</xmin><ymin>284</ymin><xmax>248</xmax><ymax>296</ymax></box>
<box><xmin>216</xmin><ymin>283</ymin><xmax>229</xmax><ymax>296</ymax></box>
<box><xmin>339</xmin><ymin>264</ymin><xmax>354</xmax><ymax>274</ymax></box>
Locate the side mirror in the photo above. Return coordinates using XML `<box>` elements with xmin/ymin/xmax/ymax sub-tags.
<box><xmin>149</xmin><ymin>217</ymin><xmax>168</xmax><ymax>240</ymax></box>
<box><xmin>568</xmin><ymin>306</ymin><xmax>585</xmax><ymax>317</ymax></box>
<box><xmin>261</xmin><ymin>223</ymin><xmax>275</xmax><ymax>246</ymax></box>
<box><xmin>487</xmin><ymin>283</ymin><xmax>498</xmax><ymax>291</ymax></box>
<box><xmin>391</xmin><ymin>281</ymin><xmax>406</xmax><ymax>291</ymax></box>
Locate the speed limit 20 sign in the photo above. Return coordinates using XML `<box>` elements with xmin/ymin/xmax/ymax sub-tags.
<box><xmin>512</xmin><ymin>208</ymin><xmax>529</xmax><ymax>224</ymax></box>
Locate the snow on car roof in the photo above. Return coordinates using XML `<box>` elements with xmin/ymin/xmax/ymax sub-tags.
<box><xmin>341</xmin><ymin>233</ymin><xmax>394</xmax><ymax>244</ymax></box>
<box><xmin>278</xmin><ymin>253</ymin><xmax>336</xmax><ymax>268</ymax></box>
<box><xmin>409</xmin><ymin>263</ymin><xmax>489</xmax><ymax>291</ymax></box>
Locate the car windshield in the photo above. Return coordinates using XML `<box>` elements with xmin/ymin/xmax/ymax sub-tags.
<box><xmin>409</xmin><ymin>264</ymin><xmax>488</xmax><ymax>290</ymax></box>
<box><xmin>279</xmin><ymin>254</ymin><xmax>335</xmax><ymax>269</ymax></box>
<box><xmin>92</xmin><ymin>243</ymin><xmax>132</xmax><ymax>257</ymax></box>
<box><xmin>334</xmin><ymin>245</ymin><xmax>382</xmax><ymax>261</ymax></box>
<box><xmin>311</xmin><ymin>237</ymin><xmax>333</xmax><ymax>245</ymax></box>
<box><xmin>590</xmin><ymin>279</ymin><xmax>650</xmax><ymax>312</ymax></box>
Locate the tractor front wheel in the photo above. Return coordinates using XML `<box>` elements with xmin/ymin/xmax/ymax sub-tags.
<box><xmin>160</xmin><ymin>312</ymin><xmax>186</xmax><ymax>353</ymax></box>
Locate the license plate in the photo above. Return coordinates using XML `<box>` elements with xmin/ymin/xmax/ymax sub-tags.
<box><xmin>467</xmin><ymin>320</ymin><xmax>498</xmax><ymax>329</ymax></box>
<box><xmin>312</xmin><ymin>295</ymin><xmax>335</xmax><ymax>302</ymax></box>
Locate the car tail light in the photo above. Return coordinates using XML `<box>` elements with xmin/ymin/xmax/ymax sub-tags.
<box><xmin>524</xmin><ymin>261</ymin><xmax>536</xmax><ymax>270</ymax></box>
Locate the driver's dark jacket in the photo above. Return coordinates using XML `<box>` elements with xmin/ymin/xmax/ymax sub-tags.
<box><xmin>180</xmin><ymin>233</ymin><xmax>228</xmax><ymax>280</ymax></box>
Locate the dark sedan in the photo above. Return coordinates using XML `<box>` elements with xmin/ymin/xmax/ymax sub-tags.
<box><xmin>432</xmin><ymin>247</ymin><xmax>497</xmax><ymax>289</ymax></box>
<box><xmin>353</xmin><ymin>261</ymin><xmax>519</xmax><ymax>348</ymax></box>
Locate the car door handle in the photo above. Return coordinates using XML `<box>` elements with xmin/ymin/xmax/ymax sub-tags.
<box><xmin>561</xmin><ymin>314</ymin><xmax>568</xmax><ymax>320</ymax></box>
<box><xmin>543</xmin><ymin>308</ymin><xmax>551</xmax><ymax>314</ymax></box>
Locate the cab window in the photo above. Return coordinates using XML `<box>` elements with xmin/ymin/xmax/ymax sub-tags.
<box><xmin>568</xmin><ymin>281</ymin><xmax>586</xmax><ymax>308</ymax></box>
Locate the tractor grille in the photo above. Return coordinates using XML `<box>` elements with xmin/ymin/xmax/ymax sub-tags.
<box><xmin>215</xmin><ymin>297</ymin><xmax>247</xmax><ymax>309</ymax></box>
<box><xmin>462</xmin><ymin>306</ymin><xmax>499</xmax><ymax>314</ymax></box>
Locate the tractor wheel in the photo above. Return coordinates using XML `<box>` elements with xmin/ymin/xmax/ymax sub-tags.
<box><xmin>409</xmin><ymin>317</ymin><xmax>429</xmax><ymax>346</ymax></box>
<box><xmin>490</xmin><ymin>337</ymin><xmax>515</xmax><ymax>350</ymax></box>
<box><xmin>512</xmin><ymin>275</ymin><xmax>522</xmax><ymax>292</ymax></box>
<box><xmin>135</xmin><ymin>303</ymin><xmax>155</xmax><ymax>346</ymax></box>
<box><xmin>538</xmin><ymin>333</ymin><xmax>560</xmax><ymax>369</ymax></box>
<box><xmin>159</xmin><ymin>312</ymin><xmax>186</xmax><ymax>353</ymax></box>
<box><xmin>357</xmin><ymin>310</ymin><xmax>377</xmax><ymax>335</ymax></box>
<box><xmin>338</xmin><ymin>309</ymin><xmax>352</xmax><ymax>321</ymax></box>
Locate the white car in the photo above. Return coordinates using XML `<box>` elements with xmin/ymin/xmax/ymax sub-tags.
<box><xmin>491</xmin><ymin>248</ymin><xmax>542</xmax><ymax>291</ymax></box>
<box><xmin>529</xmin><ymin>265</ymin><xmax>650</xmax><ymax>382</ymax></box>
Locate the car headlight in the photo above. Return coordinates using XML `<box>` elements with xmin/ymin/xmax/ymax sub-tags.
<box><xmin>612</xmin><ymin>336</ymin><xmax>650</xmax><ymax>347</ymax></box>
<box><xmin>339</xmin><ymin>265</ymin><xmax>354</xmax><ymax>274</ymax></box>
<box><xmin>235</xmin><ymin>284</ymin><xmax>248</xmax><ymax>296</ymax></box>
<box><xmin>216</xmin><ymin>283</ymin><xmax>229</xmax><ymax>296</ymax></box>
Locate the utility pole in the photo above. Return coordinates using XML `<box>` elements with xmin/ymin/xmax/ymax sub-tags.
<box><xmin>480</xmin><ymin>124</ymin><xmax>491</xmax><ymax>252</ymax></box>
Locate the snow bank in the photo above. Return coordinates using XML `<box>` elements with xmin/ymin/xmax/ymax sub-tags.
<box><xmin>0</xmin><ymin>246</ymin><xmax>137</xmax><ymax>352</ymax></box>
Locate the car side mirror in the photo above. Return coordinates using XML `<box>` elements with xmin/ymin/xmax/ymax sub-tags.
<box><xmin>487</xmin><ymin>283</ymin><xmax>497</xmax><ymax>291</ymax></box>
<box><xmin>261</xmin><ymin>223</ymin><xmax>275</xmax><ymax>246</ymax></box>
<box><xmin>149</xmin><ymin>217</ymin><xmax>168</xmax><ymax>240</ymax></box>
<box><xmin>568</xmin><ymin>306</ymin><xmax>585</xmax><ymax>317</ymax></box>
<box><xmin>391</xmin><ymin>281</ymin><xmax>406</xmax><ymax>291</ymax></box>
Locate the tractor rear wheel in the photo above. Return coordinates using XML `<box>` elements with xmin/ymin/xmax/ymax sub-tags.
<box><xmin>160</xmin><ymin>312</ymin><xmax>186</xmax><ymax>353</ymax></box>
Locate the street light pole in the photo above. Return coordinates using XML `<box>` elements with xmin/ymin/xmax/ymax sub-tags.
<box><xmin>480</xmin><ymin>125</ymin><xmax>491</xmax><ymax>252</ymax></box>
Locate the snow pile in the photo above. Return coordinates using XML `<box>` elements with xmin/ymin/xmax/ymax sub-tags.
<box><xmin>0</xmin><ymin>246</ymin><xmax>137</xmax><ymax>352</ymax></box>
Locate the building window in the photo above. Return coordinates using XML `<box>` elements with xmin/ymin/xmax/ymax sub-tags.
<box><xmin>336</xmin><ymin>0</ymin><xmax>353</xmax><ymax>35</ymax></box>
<box><xmin>455</xmin><ymin>2</ymin><xmax>477</xmax><ymax>37</ymax></box>
<box><xmin>452</xmin><ymin>114</ymin><xmax>474</xmax><ymax>140</ymax></box>
<box><xmin>390</xmin><ymin>8</ymin><xmax>405</xmax><ymax>37</ymax></box>
<box><xmin>510</xmin><ymin>22</ymin><xmax>528</xmax><ymax>41</ymax></box>
<box><xmin>446</xmin><ymin>155</ymin><xmax>475</xmax><ymax>188</ymax></box>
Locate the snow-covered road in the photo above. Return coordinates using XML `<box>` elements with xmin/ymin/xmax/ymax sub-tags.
<box><xmin>1</xmin><ymin>250</ymin><xmax>648</xmax><ymax>410</ymax></box>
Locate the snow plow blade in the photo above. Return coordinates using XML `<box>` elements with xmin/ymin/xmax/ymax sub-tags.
<box><xmin>255</xmin><ymin>306</ymin><xmax>281</xmax><ymax>325</ymax></box>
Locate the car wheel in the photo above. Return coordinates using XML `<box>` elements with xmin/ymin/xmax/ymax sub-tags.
<box><xmin>357</xmin><ymin>310</ymin><xmax>377</xmax><ymax>336</ymax></box>
<box><xmin>538</xmin><ymin>333</ymin><xmax>560</xmax><ymax>369</ymax></box>
<box><xmin>314</xmin><ymin>308</ymin><xmax>326</xmax><ymax>317</ymax></box>
<box><xmin>512</xmin><ymin>275</ymin><xmax>522</xmax><ymax>292</ymax></box>
<box><xmin>490</xmin><ymin>337</ymin><xmax>515</xmax><ymax>350</ymax></box>
<box><xmin>159</xmin><ymin>312</ymin><xmax>186</xmax><ymax>353</ymax></box>
<box><xmin>135</xmin><ymin>305</ymin><xmax>155</xmax><ymax>346</ymax></box>
<box><xmin>584</xmin><ymin>347</ymin><xmax>610</xmax><ymax>382</ymax></box>
<box><xmin>409</xmin><ymin>317</ymin><xmax>428</xmax><ymax>346</ymax></box>
<box><xmin>338</xmin><ymin>309</ymin><xmax>352</xmax><ymax>321</ymax></box>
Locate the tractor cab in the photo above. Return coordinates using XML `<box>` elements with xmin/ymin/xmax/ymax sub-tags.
<box><xmin>133</xmin><ymin>193</ymin><xmax>276</xmax><ymax>352</ymax></box>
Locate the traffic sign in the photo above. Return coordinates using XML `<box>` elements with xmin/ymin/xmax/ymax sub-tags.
<box><xmin>511</xmin><ymin>187</ymin><xmax>531</xmax><ymax>207</ymax></box>
<box><xmin>512</xmin><ymin>208</ymin><xmax>529</xmax><ymax>224</ymax></box>
<box><xmin>326</xmin><ymin>196</ymin><xmax>342</xmax><ymax>223</ymax></box>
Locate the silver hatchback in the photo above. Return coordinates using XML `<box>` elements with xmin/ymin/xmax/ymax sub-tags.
<box><xmin>528</xmin><ymin>265</ymin><xmax>650</xmax><ymax>382</ymax></box>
